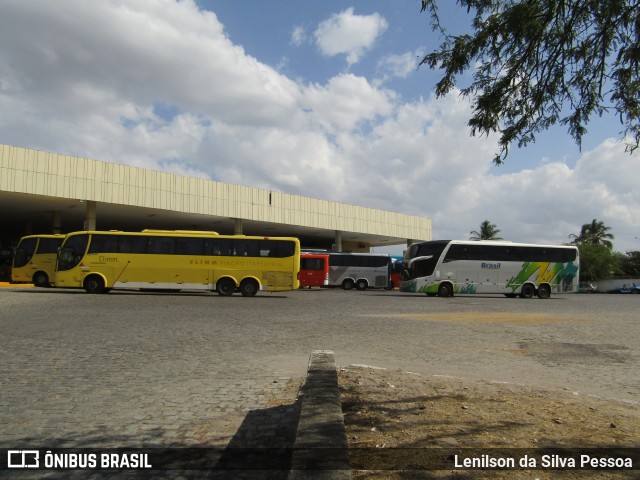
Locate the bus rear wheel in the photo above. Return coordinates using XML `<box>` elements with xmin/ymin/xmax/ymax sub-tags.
<box><xmin>520</xmin><ymin>283</ymin><xmax>535</xmax><ymax>299</ymax></box>
<box><xmin>217</xmin><ymin>278</ymin><xmax>236</xmax><ymax>296</ymax></box>
<box><xmin>33</xmin><ymin>272</ymin><xmax>49</xmax><ymax>288</ymax></box>
<box><xmin>240</xmin><ymin>279</ymin><xmax>259</xmax><ymax>297</ymax></box>
<box><xmin>537</xmin><ymin>284</ymin><xmax>551</xmax><ymax>299</ymax></box>
<box><xmin>438</xmin><ymin>283</ymin><xmax>453</xmax><ymax>297</ymax></box>
<box><xmin>84</xmin><ymin>275</ymin><xmax>105</xmax><ymax>294</ymax></box>
<box><xmin>355</xmin><ymin>279</ymin><xmax>368</xmax><ymax>291</ymax></box>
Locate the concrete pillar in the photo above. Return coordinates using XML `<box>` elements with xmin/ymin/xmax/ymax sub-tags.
<box><xmin>52</xmin><ymin>211</ymin><xmax>62</xmax><ymax>234</ymax></box>
<box><xmin>234</xmin><ymin>218</ymin><xmax>243</xmax><ymax>235</ymax></box>
<box><xmin>84</xmin><ymin>201</ymin><xmax>96</xmax><ymax>231</ymax></box>
<box><xmin>334</xmin><ymin>230</ymin><xmax>342</xmax><ymax>252</ymax></box>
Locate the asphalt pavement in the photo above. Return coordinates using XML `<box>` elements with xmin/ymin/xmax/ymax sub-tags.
<box><xmin>1</xmin><ymin>288</ymin><xmax>638</xmax><ymax>461</ymax></box>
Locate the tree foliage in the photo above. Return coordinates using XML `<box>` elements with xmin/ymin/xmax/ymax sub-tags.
<box><xmin>470</xmin><ymin>219</ymin><xmax>503</xmax><ymax>240</ymax></box>
<box><xmin>577</xmin><ymin>243</ymin><xmax>620</xmax><ymax>281</ymax></box>
<box><xmin>419</xmin><ymin>0</ymin><xmax>640</xmax><ymax>164</ymax></box>
<box><xmin>618</xmin><ymin>250</ymin><xmax>640</xmax><ymax>276</ymax></box>
<box><xmin>569</xmin><ymin>218</ymin><xmax>615</xmax><ymax>249</ymax></box>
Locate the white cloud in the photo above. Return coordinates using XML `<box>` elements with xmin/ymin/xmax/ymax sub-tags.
<box><xmin>302</xmin><ymin>74</ymin><xmax>396</xmax><ymax>134</ymax></box>
<box><xmin>291</xmin><ymin>25</ymin><xmax>306</xmax><ymax>46</ymax></box>
<box><xmin>0</xmin><ymin>0</ymin><xmax>638</xmax><ymax>254</ymax></box>
<box><xmin>375</xmin><ymin>50</ymin><xmax>422</xmax><ymax>85</ymax></box>
<box><xmin>314</xmin><ymin>8</ymin><xmax>388</xmax><ymax>67</ymax></box>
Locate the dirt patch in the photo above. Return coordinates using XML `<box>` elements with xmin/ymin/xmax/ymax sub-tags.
<box><xmin>339</xmin><ymin>366</ymin><xmax>639</xmax><ymax>479</ymax></box>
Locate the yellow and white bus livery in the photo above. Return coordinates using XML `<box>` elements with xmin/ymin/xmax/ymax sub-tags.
<box><xmin>54</xmin><ymin>230</ymin><xmax>300</xmax><ymax>296</ymax></box>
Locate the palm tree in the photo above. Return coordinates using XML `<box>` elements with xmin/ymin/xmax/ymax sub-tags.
<box><xmin>569</xmin><ymin>219</ymin><xmax>615</xmax><ymax>249</ymax></box>
<box><xmin>469</xmin><ymin>220</ymin><xmax>503</xmax><ymax>241</ymax></box>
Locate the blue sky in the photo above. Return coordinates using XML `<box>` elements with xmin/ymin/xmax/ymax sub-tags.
<box><xmin>0</xmin><ymin>0</ymin><xmax>638</xmax><ymax>253</ymax></box>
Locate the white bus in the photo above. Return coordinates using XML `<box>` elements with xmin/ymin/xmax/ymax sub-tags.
<box><xmin>325</xmin><ymin>252</ymin><xmax>393</xmax><ymax>290</ymax></box>
<box><xmin>400</xmin><ymin>240</ymin><xmax>579</xmax><ymax>298</ymax></box>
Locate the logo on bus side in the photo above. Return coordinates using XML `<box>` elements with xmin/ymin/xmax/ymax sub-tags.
<box><xmin>99</xmin><ymin>256</ymin><xmax>118</xmax><ymax>263</ymax></box>
<box><xmin>481</xmin><ymin>262</ymin><xmax>501</xmax><ymax>269</ymax></box>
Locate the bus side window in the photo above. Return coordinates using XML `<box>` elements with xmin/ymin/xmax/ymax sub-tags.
<box><xmin>210</xmin><ymin>239</ymin><xmax>232</xmax><ymax>256</ymax></box>
<box><xmin>148</xmin><ymin>237</ymin><xmax>175</xmax><ymax>255</ymax></box>
<box><xmin>176</xmin><ymin>237</ymin><xmax>205</xmax><ymax>255</ymax></box>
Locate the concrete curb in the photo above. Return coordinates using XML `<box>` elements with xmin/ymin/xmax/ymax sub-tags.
<box><xmin>0</xmin><ymin>282</ymin><xmax>33</xmax><ymax>288</ymax></box>
<box><xmin>289</xmin><ymin>350</ymin><xmax>351</xmax><ymax>479</ymax></box>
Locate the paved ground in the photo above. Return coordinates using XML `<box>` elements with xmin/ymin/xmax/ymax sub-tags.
<box><xmin>1</xmin><ymin>288</ymin><xmax>638</xmax><ymax>472</ymax></box>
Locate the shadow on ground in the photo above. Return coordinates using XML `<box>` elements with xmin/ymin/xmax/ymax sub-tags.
<box><xmin>2</xmin><ymin>400</ymin><xmax>302</xmax><ymax>480</ymax></box>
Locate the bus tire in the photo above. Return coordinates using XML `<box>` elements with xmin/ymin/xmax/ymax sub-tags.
<box><xmin>240</xmin><ymin>279</ymin><xmax>259</xmax><ymax>297</ymax></box>
<box><xmin>342</xmin><ymin>279</ymin><xmax>355</xmax><ymax>290</ymax></box>
<box><xmin>537</xmin><ymin>284</ymin><xmax>551</xmax><ymax>299</ymax></box>
<box><xmin>84</xmin><ymin>275</ymin><xmax>105</xmax><ymax>294</ymax></box>
<box><xmin>33</xmin><ymin>271</ymin><xmax>49</xmax><ymax>288</ymax></box>
<box><xmin>355</xmin><ymin>279</ymin><xmax>368</xmax><ymax>291</ymax></box>
<box><xmin>216</xmin><ymin>278</ymin><xmax>236</xmax><ymax>296</ymax></box>
<box><xmin>438</xmin><ymin>282</ymin><xmax>453</xmax><ymax>297</ymax></box>
<box><xmin>520</xmin><ymin>283</ymin><xmax>535</xmax><ymax>299</ymax></box>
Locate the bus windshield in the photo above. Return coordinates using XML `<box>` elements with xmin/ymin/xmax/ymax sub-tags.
<box><xmin>57</xmin><ymin>234</ymin><xmax>89</xmax><ymax>271</ymax></box>
<box><xmin>404</xmin><ymin>240</ymin><xmax>449</xmax><ymax>279</ymax></box>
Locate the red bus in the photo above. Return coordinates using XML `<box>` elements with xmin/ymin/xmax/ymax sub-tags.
<box><xmin>298</xmin><ymin>253</ymin><xmax>329</xmax><ymax>288</ymax></box>
<box><xmin>389</xmin><ymin>256</ymin><xmax>404</xmax><ymax>289</ymax></box>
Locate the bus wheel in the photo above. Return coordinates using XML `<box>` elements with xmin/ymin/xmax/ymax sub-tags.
<box><xmin>240</xmin><ymin>279</ymin><xmax>259</xmax><ymax>297</ymax></box>
<box><xmin>520</xmin><ymin>284</ymin><xmax>535</xmax><ymax>299</ymax></box>
<box><xmin>537</xmin><ymin>284</ymin><xmax>551</xmax><ymax>299</ymax></box>
<box><xmin>216</xmin><ymin>278</ymin><xmax>236</xmax><ymax>296</ymax></box>
<box><xmin>355</xmin><ymin>279</ymin><xmax>368</xmax><ymax>291</ymax></box>
<box><xmin>84</xmin><ymin>275</ymin><xmax>105</xmax><ymax>294</ymax></box>
<box><xmin>438</xmin><ymin>283</ymin><xmax>453</xmax><ymax>297</ymax></box>
<box><xmin>342</xmin><ymin>279</ymin><xmax>355</xmax><ymax>290</ymax></box>
<box><xmin>33</xmin><ymin>272</ymin><xmax>49</xmax><ymax>288</ymax></box>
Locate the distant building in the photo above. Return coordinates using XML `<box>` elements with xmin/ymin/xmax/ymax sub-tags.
<box><xmin>0</xmin><ymin>144</ymin><xmax>431</xmax><ymax>269</ymax></box>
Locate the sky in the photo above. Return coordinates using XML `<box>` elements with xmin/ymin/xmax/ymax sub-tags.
<box><xmin>0</xmin><ymin>0</ymin><xmax>638</xmax><ymax>254</ymax></box>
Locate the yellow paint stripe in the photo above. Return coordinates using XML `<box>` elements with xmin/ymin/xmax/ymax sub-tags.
<box><xmin>0</xmin><ymin>282</ymin><xmax>34</xmax><ymax>288</ymax></box>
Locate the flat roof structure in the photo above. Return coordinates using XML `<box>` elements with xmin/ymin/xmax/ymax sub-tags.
<box><xmin>0</xmin><ymin>144</ymin><xmax>431</xmax><ymax>252</ymax></box>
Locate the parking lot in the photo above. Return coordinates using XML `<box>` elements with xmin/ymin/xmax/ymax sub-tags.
<box><xmin>1</xmin><ymin>287</ymin><xmax>638</xmax><ymax>451</ymax></box>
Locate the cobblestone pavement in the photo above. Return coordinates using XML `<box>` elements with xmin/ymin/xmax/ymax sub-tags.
<box><xmin>1</xmin><ymin>288</ymin><xmax>638</xmax><ymax>456</ymax></box>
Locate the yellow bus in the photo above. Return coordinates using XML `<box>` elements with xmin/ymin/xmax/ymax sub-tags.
<box><xmin>12</xmin><ymin>234</ymin><xmax>65</xmax><ymax>287</ymax></box>
<box><xmin>54</xmin><ymin>230</ymin><xmax>300</xmax><ymax>296</ymax></box>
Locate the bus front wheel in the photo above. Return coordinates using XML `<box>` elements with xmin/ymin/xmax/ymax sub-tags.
<box><xmin>537</xmin><ymin>284</ymin><xmax>551</xmax><ymax>299</ymax></box>
<box><xmin>84</xmin><ymin>275</ymin><xmax>105</xmax><ymax>294</ymax></box>
<box><xmin>438</xmin><ymin>283</ymin><xmax>453</xmax><ymax>297</ymax></box>
<box><xmin>342</xmin><ymin>279</ymin><xmax>355</xmax><ymax>290</ymax></box>
<box><xmin>217</xmin><ymin>278</ymin><xmax>236</xmax><ymax>296</ymax></box>
<box><xmin>33</xmin><ymin>272</ymin><xmax>49</xmax><ymax>288</ymax></box>
<box><xmin>520</xmin><ymin>284</ymin><xmax>535</xmax><ymax>299</ymax></box>
<box><xmin>240</xmin><ymin>279</ymin><xmax>259</xmax><ymax>297</ymax></box>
